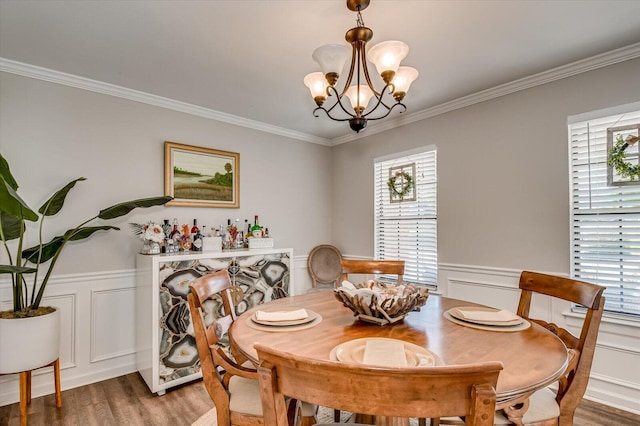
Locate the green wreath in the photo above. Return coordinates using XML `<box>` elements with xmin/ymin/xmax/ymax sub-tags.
<box><xmin>608</xmin><ymin>135</ymin><xmax>640</xmax><ymax>181</ymax></box>
<box><xmin>387</xmin><ymin>171</ymin><xmax>413</xmax><ymax>199</ymax></box>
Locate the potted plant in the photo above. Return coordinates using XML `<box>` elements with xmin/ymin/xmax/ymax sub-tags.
<box><xmin>0</xmin><ymin>152</ymin><xmax>172</xmax><ymax>374</ymax></box>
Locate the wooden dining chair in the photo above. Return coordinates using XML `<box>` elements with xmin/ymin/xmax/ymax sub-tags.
<box><xmin>494</xmin><ymin>271</ymin><xmax>606</xmax><ymax>426</ymax></box>
<box><xmin>340</xmin><ymin>258</ymin><xmax>405</xmax><ymax>285</ymax></box>
<box><xmin>307</xmin><ymin>245</ymin><xmax>343</xmax><ymax>291</ymax></box>
<box><xmin>188</xmin><ymin>270</ymin><xmax>317</xmax><ymax>426</ymax></box>
<box><xmin>333</xmin><ymin>258</ymin><xmax>407</xmax><ymax>421</ymax></box>
<box><xmin>256</xmin><ymin>343</ymin><xmax>503</xmax><ymax>426</ymax></box>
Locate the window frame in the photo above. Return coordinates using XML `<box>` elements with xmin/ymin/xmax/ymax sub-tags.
<box><xmin>373</xmin><ymin>145</ymin><xmax>437</xmax><ymax>288</ymax></box>
<box><xmin>568</xmin><ymin>102</ymin><xmax>640</xmax><ymax>318</ymax></box>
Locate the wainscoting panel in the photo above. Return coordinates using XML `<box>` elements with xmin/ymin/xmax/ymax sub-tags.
<box><xmin>41</xmin><ymin>293</ymin><xmax>77</xmax><ymax>369</ymax></box>
<box><xmin>90</xmin><ymin>287</ymin><xmax>136</xmax><ymax>363</ymax></box>
<box><xmin>291</xmin><ymin>255</ymin><xmax>310</xmax><ymax>295</ymax></box>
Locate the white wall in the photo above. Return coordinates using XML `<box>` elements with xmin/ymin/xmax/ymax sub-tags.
<box><xmin>0</xmin><ymin>72</ymin><xmax>333</xmax><ymax>405</ymax></box>
<box><xmin>332</xmin><ymin>58</ymin><xmax>640</xmax><ymax>413</ymax></box>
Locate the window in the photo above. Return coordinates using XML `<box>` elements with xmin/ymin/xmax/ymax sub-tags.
<box><xmin>569</xmin><ymin>103</ymin><xmax>640</xmax><ymax>317</ymax></box>
<box><xmin>374</xmin><ymin>146</ymin><xmax>437</xmax><ymax>287</ymax></box>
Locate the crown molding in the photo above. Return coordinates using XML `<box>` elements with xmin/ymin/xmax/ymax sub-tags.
<box><xmin>2</xmin><ymin>42</ymin><xmax>639</xmax><ymax>147</ymax></box>
<box><xmin>0</xmin><ymin>58</ymin><xmax>332</xmax><ymax>147</ymax></box>
<box><xmin>330</xmin><ymin>42</ymin><xmax>640</xmax><ymax>146</ymax></box>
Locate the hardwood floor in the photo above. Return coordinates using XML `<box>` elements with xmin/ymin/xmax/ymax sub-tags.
<box><xmin>0</xmin><ymin>372</ymin><xmax>638</xmax><ymax>425</ymax></box>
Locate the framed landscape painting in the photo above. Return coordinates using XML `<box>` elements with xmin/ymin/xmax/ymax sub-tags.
<box><xmin>164</xmin><ymin>141</ymin><xmax>240</xmax><ymax>208</ymax></box>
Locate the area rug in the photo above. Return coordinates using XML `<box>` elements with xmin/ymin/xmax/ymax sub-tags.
<box><xmin>192</xmin><ymin>406</ymin><xmax>421</xmax><ymax>425</ymax></box>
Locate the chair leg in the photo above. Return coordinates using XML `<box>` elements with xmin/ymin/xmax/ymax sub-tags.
<box><xmin>19</xmin><ymin>371</ymin><xmax>28</xmax><ymax>426</ymax></box>
<box><xmin>53</xmin><ymin>358</ymin><xmax>62</xmax><ymax>408</ymax></box>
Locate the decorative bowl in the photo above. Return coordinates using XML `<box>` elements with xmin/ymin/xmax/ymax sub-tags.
<box><xmin>334</xmin><ymin>280</ymin><xmax>429</xmax><ymax>325</ymax></box>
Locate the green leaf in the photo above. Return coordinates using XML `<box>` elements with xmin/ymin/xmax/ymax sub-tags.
<box><xmin>22</xmin><ymin>226</ymin><xmax>120</xmax><ymax>264</ymax></box>
<box><xmin>0</xmin><ymin>211</ymin><xmax>23</xmax><ymax>241</ymax></box>
<box><xmin>0</xmin><ymin>176</ymin><xmax>38</xmax><ymax>221</ymax></box>
<box><xmin>65</xmin><ymin>225</ymin><xmax>120</xmax><ymax>241</ymax></box>
<box><xmin>22</xmin><ymin>236</ymin><xmax>65</xmax><ymax>264</ymax></box>
<box><xmin>0</xmin><ymin>153</ymin><xmax>18</xmax><ymax>190</ymax></box>
<box><xmin>39</xmin><ymin>178</ymin><xmax>87</xmax><ymax>216</ymax></box>
<box><xmin>0</xmin><ymin>265</ymin><xmax>36</xmax><ymax>274</ymax></box>
<box><xmin>98</xmin><ymin>196</ymin><xmax>172</xmax><ymax>220</ymax></box>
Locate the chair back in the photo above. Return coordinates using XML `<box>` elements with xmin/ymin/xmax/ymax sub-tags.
<box><xmin>188</xmin><ymin>270</ymin><xmax>262</xmax><ymax>426</ymax></box>
<box><xmin>516</xmin><ymin>271</ymin><xmax>605</xmax><ymax>424</ymax></box>
<box><xmin>307</xmin><ymin>245</ymin><xmax>343</xmax><ymax>289</ymax></box>
<box><xmin>340</xmin><ymin>258</ymin><xmax>405</xmax><ymax>285</ymax></box>
<box><xmin>256</xmin><ymin>344</ymin><xmax>502</xmax><ymax>426</ymax></box>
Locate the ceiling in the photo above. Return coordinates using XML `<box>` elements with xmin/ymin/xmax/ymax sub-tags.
<box><xmin>1</xmin><ymin>1</ymin><xmax>639</xmax><ymax>144</ymax></box>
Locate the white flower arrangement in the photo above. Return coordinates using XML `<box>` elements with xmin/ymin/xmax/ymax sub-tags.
<box><xmin>130</xmin><ymin>222</ymin><xmax>165</xmax><ymax>243</ymax></box>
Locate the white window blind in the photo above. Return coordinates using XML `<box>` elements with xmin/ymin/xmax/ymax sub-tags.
<box><xmin>374</xmin><ymin>147</ymin><xmax>437</xmax><ymax>287</ymax></box>
<box><xmin>569</xmin><ymin>107</ymin><xmax>640</xmax><ymax>317</ymax></box>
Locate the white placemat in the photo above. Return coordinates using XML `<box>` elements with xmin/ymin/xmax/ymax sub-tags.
<box><xmin>444</xmin><ymin>311</ymin><xmax>530</xmax><ymax>332</ymax></box>
<box><xmin>245</xmin><ymin>313</ymin><xmax>322</xmax><ymax>332</ymax></box>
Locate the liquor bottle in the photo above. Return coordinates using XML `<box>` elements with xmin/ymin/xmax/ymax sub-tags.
<box><xmin>264</xmin><ymin>227</ymin><xmax>269</xmax><ymax>238</ymax></box>
<box><xmin>169</xmin><ymin>218</ymin><xmax>180</xmax><ymax>243</ymax></box>
<box><xmin>192</xmin><ymin>227</ymin><xmax>203</xmax><ymax>252</ymax></box>
<box><xmin>250</xmin><ymin>215</ymin><xmax>262</xmax><ymax>237</ymax></box>
<box><xmin>180</xmin><ymin>224</ymin><xmax>192</xmax><ymax>251</ymax></box>
<box><xmin>162</xmin><ymin>219</ymin><xmax>172</xmax><ymax>239</ymax></box>
<box><xmin>191</xmin><ymin>219</ymin><xmax>199</xmax><ymax>238</ymax></box>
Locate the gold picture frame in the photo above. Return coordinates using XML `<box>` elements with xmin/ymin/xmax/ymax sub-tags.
<box><xmin>164</xmin><ymin>141</ymin><xmax>240</xmax><ymax>208</ymax></box>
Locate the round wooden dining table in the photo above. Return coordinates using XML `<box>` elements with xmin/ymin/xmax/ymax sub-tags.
<box><xmin>229</xmin><ymin>291</ymin><xmax>568</xmax><ymax>407</ymax></box>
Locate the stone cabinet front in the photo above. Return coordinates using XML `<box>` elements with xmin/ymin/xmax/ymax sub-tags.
<box><xmin>135</xmin><ymin>248</ymin><xmax>292</xmax><ymax>394</ymax></box>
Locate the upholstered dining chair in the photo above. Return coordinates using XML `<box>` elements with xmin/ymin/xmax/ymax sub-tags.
<box><xmin>340</xmin><ymin>258</ymin><xmax>405</xmax><ymax>285</ymax></box>
<box><xmin>307</xmin><ymin>245</ymin><xmax>343</xmax><ymax>291</ymax></box>
<box><xmin>188</xmin><ymin>270</ymin><xmax>317</xmax><ymax>426</ymax></box>
<box><xmin>256</xmin><ymin>344</ymin><xmax>503</xmax><ymax>426</ymax></box>
<box><xmin>494</xmin><ymin>271</ymin><xmax>606</xmax><ymax>426</ymax></box>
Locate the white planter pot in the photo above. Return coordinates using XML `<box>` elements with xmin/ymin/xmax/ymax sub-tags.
<box><xmin>0</xmin><ymin>308</ymin><xmax>60</xmax><ymax>374</ymax></box>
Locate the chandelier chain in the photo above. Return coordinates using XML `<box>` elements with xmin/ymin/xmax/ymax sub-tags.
<box><xmin>356</xmin><ymin>9</ymin><xmax>364</xmax><ymax>27</ymax></box>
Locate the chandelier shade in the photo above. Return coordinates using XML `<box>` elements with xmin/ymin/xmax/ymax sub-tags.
<box><xmin>312</xmin><ymin>44</ymin><xmax>350</xmax><ymax>77</ymax></box>
<box><xmin>303</xmin><ymin>72</ymin><xmax>329</xmax><ymax>105</ymax></box>
<box><xmin>345</xmin><ymin>85</ymin><xmax>374</xmax><ymax>111</ymax></box>
<box><xmin>367</xmin><ymin>40</ymin><xmax>409</xmax><ymax>79</ymax></box>
<box><xmin>391</xmin><ymin>66</ymin><xmax>419</xmax><ymax>101</ymax></box>
<box><xmin>303</xmin><ymin>0</ymin><xmax>418</xmax><ymax>133</ymax></box>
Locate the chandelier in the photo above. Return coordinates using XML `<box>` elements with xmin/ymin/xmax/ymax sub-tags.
<box><xmin>304</xmin><ymin>0</ymin><xmax>418</xmax><ymax>133</ymax></box>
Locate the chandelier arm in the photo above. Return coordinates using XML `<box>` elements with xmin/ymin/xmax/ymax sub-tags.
<box><xmin>338</xmin><ymin>44</ymin><xmax>359</xmax><ymax>98</ymax></box>
<box><xmin>320</xmin><ymin>86</ymin><xmax>357</xmax><ymax>119</ymax></box>
<box><xmin>365</xmin><ymin>102</ymin><xmax>407</xmax><ymax>121</ymax></box>
<box><xmin>327</xmin><ymin>96</ymin><xmax>359</xmax><ymax>118</ymax></box>
<box><xmin>360</xmin><ymin>82</ymin><xmax>394</xmax><ymax>118</ymax></box>
<box><xmin>312</xmin><ymin>106</ymin><xmax>353</xmax><ymax>122</ymax></box>
<box><xmin>360</xmin><ymin>46</ymin><xmax>382</xmax><ymax>98</ymax></box>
